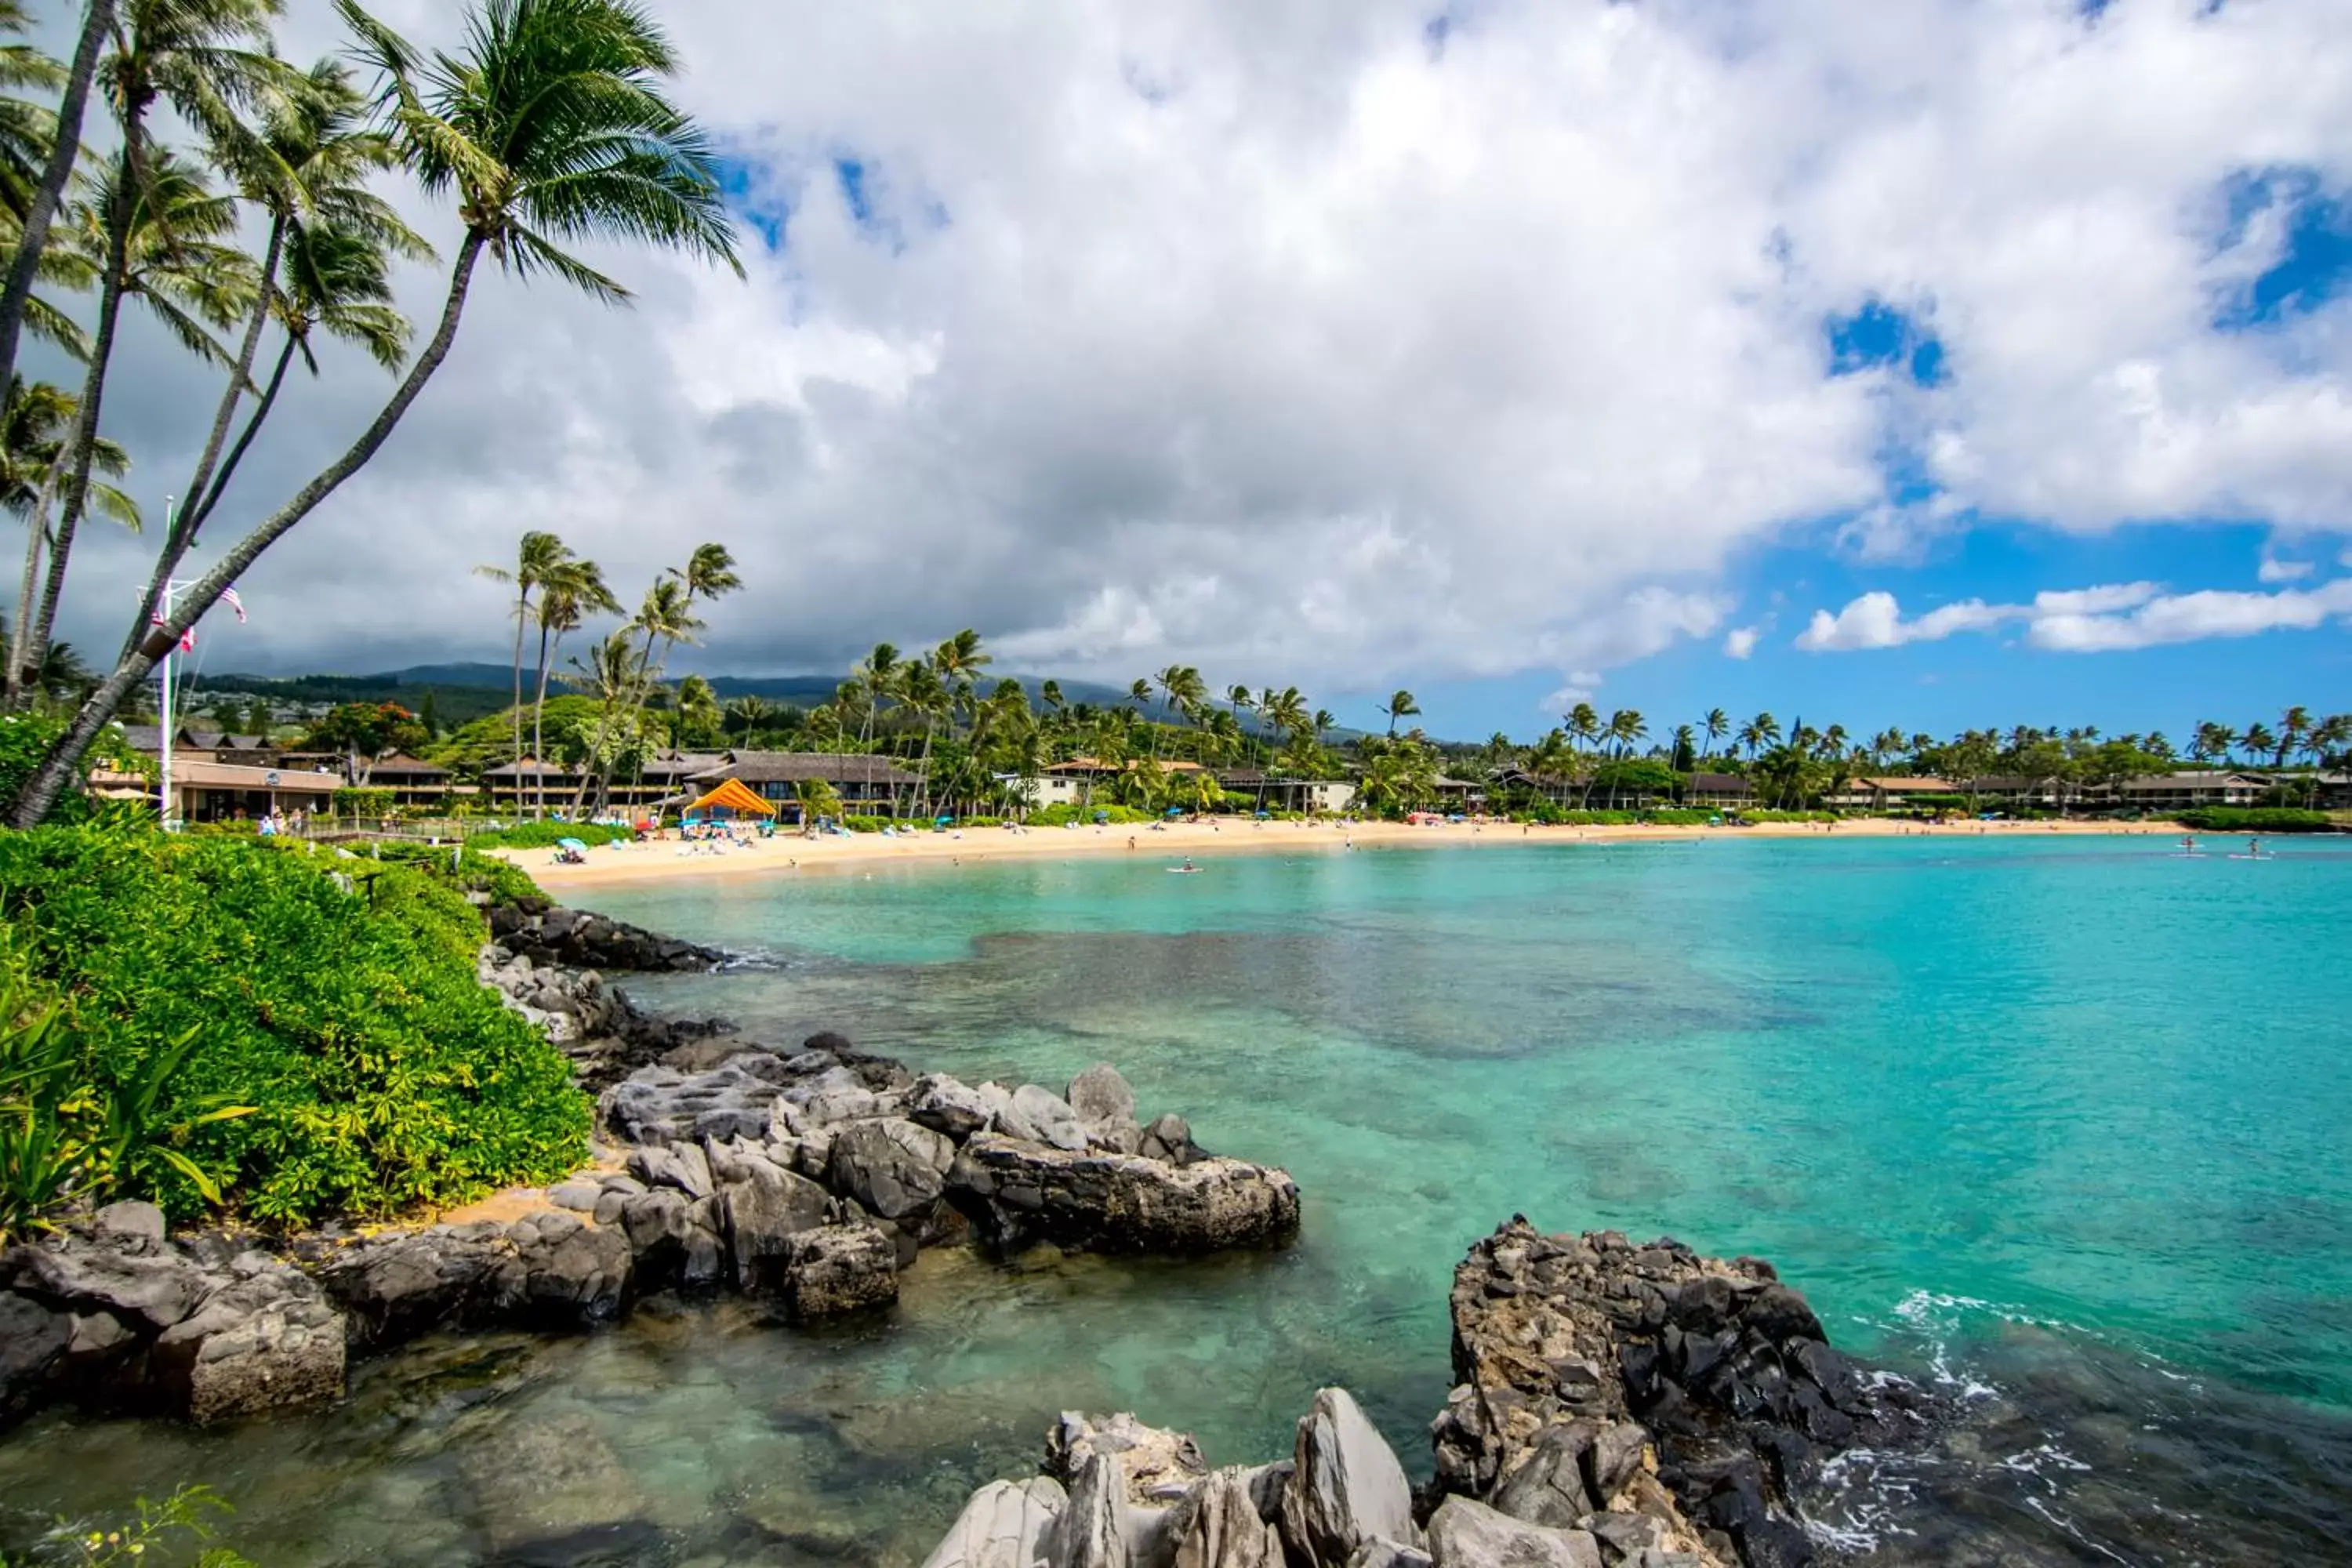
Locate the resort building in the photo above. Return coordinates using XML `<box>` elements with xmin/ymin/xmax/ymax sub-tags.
<box><xmin>2106</xmin><ymin>771</ymin><xmax>2271</xmax><ymax>810</ymax></box>
<box><xmin>1683</xmin><ymin>772</ymin><xmax>1754</xmax><ymax>808</ymax></box>
<box><xmin>363</xmin><ymin>753</ymin><xmax>458</xmax><ymax>807</ymax></box>
<box><xmin>1218</xmin><ymin>771</ymin><xmax>1358</xmax><ymax>813</ymax></box>
<box><xmin>1828</xmin><ymin>775</ymin><xmax>1958</xmax><ymax>811</ymax></box>
<box><xmin>480</xmin><ymin>757</ymin><xmax>582</xmax><ymax>808</ymax></box>
<box><xmin>160</xmin><ymin>760</ymin><xmax>340</xmax><ymax>824</ymax></box>
<box><xmin>686</xmin><ymin>751</ymin><xmax>924</xmax><ymax>815</ymax></box>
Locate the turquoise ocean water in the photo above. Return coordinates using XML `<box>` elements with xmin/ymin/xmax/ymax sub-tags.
<box><xmin>4</xmin><ymin>835</ymin><xmax>2349</xmax><ymax>1563</ymax></box>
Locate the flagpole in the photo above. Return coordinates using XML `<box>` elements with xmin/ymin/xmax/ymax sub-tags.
<box><xmin>158</xmin><ymin>575</ymin><xmax>175</xmax><ymax>829</ymax></box>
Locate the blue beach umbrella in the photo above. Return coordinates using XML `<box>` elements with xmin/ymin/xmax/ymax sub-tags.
<box><xmin>556</xmin><ymin>837</ymin><xmax>588</xmax><ymax>852</ymax></box>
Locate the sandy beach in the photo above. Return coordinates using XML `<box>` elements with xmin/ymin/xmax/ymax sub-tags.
<box><xmin>506</xmin><ymin>813</ymin><xmax>2183</xmax><ymax>891</ymax></box>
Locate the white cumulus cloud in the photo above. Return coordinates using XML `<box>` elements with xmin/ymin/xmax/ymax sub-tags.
<box><xmin>1722</xmin><ymin>626</ymin><xmax>1762</xmax><ymax>659</ymax></box>
<box><xmin>2028</xmin><ymin>579</ymin><xmax>2352</xmax><ymax>651</ymax></box>
<box><xmin>44</xmin><ymin>0</ymin><xmax>2352</xmax><ymax>700</ymax></box>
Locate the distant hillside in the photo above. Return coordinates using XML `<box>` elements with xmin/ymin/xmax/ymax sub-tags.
<box><xmin>186</xmin><ymin>664</ymin><xmax>1158</xmax><ymax>724</ymax></box>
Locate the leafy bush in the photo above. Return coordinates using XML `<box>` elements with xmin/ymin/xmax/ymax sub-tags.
<box><xmin>332</xmin><ymin>786</ymin><xmax>394</xmax><ymax>816</ymax></box>
<box><xmin>1026</xmin><ymin>803</ymin><xmax>1154</xmax><ymax>827</ymax></box>
<box><xmin>0</xmin><ymin>827</ymin><xmax>588</xmax><ymax>1225</ymax></box>
<box><xmin>363</xmin><ymin>840</ymin><xmax>547</xmax><ymax>909</ymax></box>
<box><xmin>1642</xmin><ymin>809</ymin><xmax>1717</xmax><ymax>826</ymax></box>
<box><xmin>2176</xmin><ymin>808</ymin><xmax>2336</xmax><ymax>833</ymax></box>
<box><xmin>1737</xmin><ymin>809</ymin><xmax>1840</xmax><ymax>823</ymax></box>
<box><xmin>0</xmin><ymin>714</ymin><xmax>152</xmax><ymax>827</ymax></box>
<box><xmin>466</xmin><ymin>820</ymin><xmax>636</xmax><ymax>850</ymax></box>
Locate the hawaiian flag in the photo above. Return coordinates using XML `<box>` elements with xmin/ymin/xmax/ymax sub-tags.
<box><xmin>151</xmin><ymin>610</ymin><xmax>195</xmax><ymax>654</ymax></box>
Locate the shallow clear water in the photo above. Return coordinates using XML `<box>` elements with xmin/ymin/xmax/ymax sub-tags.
<box><xmin>5</xmin><ymin>835</ymin><xmax>2350</xmax><ymax>1565</ymax></box>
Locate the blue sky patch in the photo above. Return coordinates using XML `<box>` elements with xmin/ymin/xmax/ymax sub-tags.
<box><xmin>1826</xmin><ymin>301</ymin><xmax>1947</xmax><ymax>387</ymax></box>
<box><xmin>2213</xmin><ymin>169</ymin><xmax>2352</xmax><ymax>330</ymax></box>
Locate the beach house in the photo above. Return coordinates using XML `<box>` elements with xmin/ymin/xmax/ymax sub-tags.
<box><xmin>685</xmin><ymin>751</ymin><xmax>924</xmax><ymax>815</ymax></box>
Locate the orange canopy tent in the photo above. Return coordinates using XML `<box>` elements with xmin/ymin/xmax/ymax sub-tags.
<box><xmin>681</xmin><ymin>777</ymin><xmax>778</xmax><ymax>820</ymax></box>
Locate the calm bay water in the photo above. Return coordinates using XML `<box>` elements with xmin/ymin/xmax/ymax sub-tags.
<box><xmin>5</xmin><ymin>835</ymin><xmax>2350</xmax><ymax>1564</ymax></box>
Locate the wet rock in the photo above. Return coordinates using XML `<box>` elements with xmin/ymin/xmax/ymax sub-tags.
<box><xmin>463</xmin><ymin>1410</ymin><xmax>654</xmax><ymax>1555</ymax></box>
<box><xmin>778</xmin><ymin>1224</ymin><xmax>898</xmax><ymax>1322</ymax></box>
<box><xmin>1066</xmin><ymin>1064</ymin><xmax>1138</xmax><ymax>1127</ymax></box>
<box><xmin>1427</xmin><ymin>1496</ymin><xmax>1602</xmax><ymax>1568</ymax></box>
<box><xmin>0</xmin><ymin>1290</ymin><xmax>69</xmax><ymax>1424</ymax></box>
<box><xmin>911</xmin><ymin>1073</ymin><xmax>996</xmax><ymax>1141</ymax></box>
<box><xmin>1435</xmin><ymin>1218</ymin><xmax>1940</xmax><ymax>1568</ymax></box>
<box><xmin>488</xmin><ymin>903</ymin><xmax>721</xmax><ymax>973</ymax></box>
<box><xmin>1011</xmin><ymin>1085</ymin><xmax>1089</xmax><ymax>1152</ymax></box>
<box><xmin>508</xmin><ymin>1210</ymin><xmax>631</xmax><ymax>1321</ymax></box>
<box><xmin>920</xmin><ymin>1477</ymin><xmax>1068</xmax><ymax>1568</ymax></box>
<box><xmin>314</xmin><ymin>1223</ymin><xmax>522</xmax><ymax>1349</ymax></box>
<box><xmin>718</xmin><ymin>1159</ymin><xmax>833</xmax><ymax>1290</ymax></box>
<box><xmin>1059</xmin><ymin>1450</ymin><xmax>1132</xmax><ymax>1568</ymax></box>
<box><xmin>1048</xmin><ymin>1411</ymin><xmax>1211</xmax><ymax>1507</ymax></box>
<box><xmin>1345</xmin><ymin>1543</ymin><xmax>1432</xmax><ymax>1568</ymax></box>
<box><xmin>828</xmin><ymin>1117</ymin><xmax>955</xmax><ymax>1222</ymax></box>
<box><xmin>1283</xmin><ymin>1387</ymin><xmax>1420</xmax><ymax>1568</ymax></box>
<box><xmin>1138</xmin><ymin>1114</ymin><xmax>1207</xmax><ymax>1167</ymax></box>
<box><xmin>947</xmin><ymin>1134</ymin><xmax>1300</xmax><ymax>1257</ymax></box>
<box><xmin>1171</xmin><ymin>1467</ymin><xmax>1287</xmax><ymax>1568</ymax></box>
<box><xmin>151</xmin><ymin>1260</ymin><xmax>345</xmax><ymax>1425</ymax></box>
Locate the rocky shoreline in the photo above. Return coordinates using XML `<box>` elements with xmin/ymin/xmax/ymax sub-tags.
<box><xmin>0</xmin><ymin>906</ymin><xmax>1943</xmax><ymax>1568</ymax></box>
<box><xmin>918</xmin><ymin>1218</ymin><xmax>1944</xmax><ymax>1568</ymax></box>
<box><xmin>0</xmin><ymin>906</ymin><xmax>1301</xmax><ymax>1432</ymax></box>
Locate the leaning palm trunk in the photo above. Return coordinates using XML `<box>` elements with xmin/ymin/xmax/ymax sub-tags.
<box><xmin>6</xmin><ymin>457</ymin><xmax>68</xmax><ymax>699</ymax></box>
<box><xmin>181</xmin><ymin>332</ymin><xmax>296</xmax><ymax>540</ymax></box>
<box><xmin>530</xmin><ymin>617</ymin><xmax>557</xmax><ymax>816</ymax></box>
<box><xmin>10</xmin><ymin>140</ymin><xmax>139</xmax><ymax>710</ymax></box>
<box><xmin>0</xmin><ymin>0</ymin><xmax>111</xmax><ymax>404</ymax></box>
<box><xmin>10</xmin><ymin>237</ymin><xmax>487</xmax><ymax>828</ymax></box>
<box><xmin>121</xmin><ymin>220</ymin><xmax>286</xmax><ymax>664</ymax></box>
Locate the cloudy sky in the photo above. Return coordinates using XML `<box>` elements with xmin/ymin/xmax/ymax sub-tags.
<box><xmin>45</xmin><ymin>0</ymin><xmax>2352</xmax><ymax>739</ymax></box>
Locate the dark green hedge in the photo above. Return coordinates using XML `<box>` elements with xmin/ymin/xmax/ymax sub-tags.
<box><xmin>2176</xmin><ymin>808</ymin><xmax>2337</xmax><ymax>833</ymax></box>
<box><xmin>0</xmin><ymin>828</ymin><xmax>587</xmax><ymax>1225</ymax></box>
<box><xmin>465</xmin><ymin>820</ymin><xmax>637</xmax><ymax>850</ymax></box>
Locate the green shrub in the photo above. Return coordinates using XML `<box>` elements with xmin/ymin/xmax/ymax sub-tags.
<box><xmin>2176</xmin><ymin>807</ymin><xmax>2336</xmax><ymax>833</ymax></box>
<box><xmin>1642</xmin><ymin>809</ymin><xmax>1717</xmax><ymax>826</ymax></box>
<box><xmin>332</xmin><ymin>786</ymin><xmax>394</xmax><ymax>816</ymax></box>
<box><xmin>0</xmin><ymin>715</ymin><xmax>153</xmax><ymax>827</ymax></box>
<box><xmin>0</xmin><ymin>827</ymin><xmax>588</xmax><ymax>1225</ymax></box>
<box><xmin>466</xmin><ymin>820</ymin><xmax>636</xmax><ymax>850</ymax></box>
<box><xmin>364</xmin><ymin>840</ymin><xmax>546</xmax><ymax>909</ymax></box>
<box><xmin>1026</xmin><ymin>803</ymin><xmax>1154</xmax><ymax>827</ymax></box>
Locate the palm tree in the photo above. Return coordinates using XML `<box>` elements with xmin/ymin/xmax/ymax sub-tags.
<box><xmin>0</xmin><ymin>0</ymin><xmax>118</xmax><ymax>403</ymax></box>
<box><xmin>129</xmin><ymin>53</ymin><xmax>428</xmax><ymax>627</ymax></box>
<box><xmin>528</xmin><ymin>555</ymin><xmax>618</xmax><ymax>811</ymax></box>
<box><xmin>1748</xmin><ymin>711</ymin><xmax>1780</xmax><ymax>757</ymax></box>
<box><xmin>1381</xmin><ymin>688</ymin><xmax>1420</xmax><ymax>738</ymax></box>
<box><xmin>0</xmin><ymin>378</ymin><xmax>133</xmax><ymax>528</ymax></box>
<box><xmin>723</xmin><ymin>693</ymin><xmax>773</xmax><ymax>741</ymax></box>
<box><xmin>1602</xmin><ymin>709</ymin><xmax>1647</xmax><ymax>808</ymax></box>
<box><xmin>2240</xmin><ymin>723</ymin><xmax>2276</xmax><ymax>769</ymax></box>
<box><xmin>2275</xmin><ymin>706</ymin><xmax>2310</xmax><ymax>771</ymax></box>
<box><xmin>173</xmin><ymin>214</ymin><xmax>412</xmax><ymax>548</ymax></box>
<box><xmin>10</xmin><ymin>0</ymin><xmax>295</xmax><ymax>707</ymax></box>
<box><xmin>13</xmin><ymin>0</ymin><xmax>744</xmax><ymax>826</ymax></box>
<box><xmin>1700</xmin><ymin>707</ymin><xmax>1729</xmax><ymax>767</ymax></box>
<box><xmin>1225</xmin><ymin>683</ymin><xmax>1253</xmax><ymax>761</ymax></box>
<box><xmin>475</xmin><ymin>530</ymin><xmax>568</xmax><ymax>775</ymax></box>
<box><xmin>9</xmin><ymin>149</ymin><xmax>256</xmax><ymax>706</ymax></box>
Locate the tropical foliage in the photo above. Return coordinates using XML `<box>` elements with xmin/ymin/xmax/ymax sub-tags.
<box><xmin>1</xmin><ymin>0</ymin><xmax>745</xmax><ymax>826</ymax></box>
<box><xmin>0</xmin><ymin>823</ymin><xmax>586</xmax><ymax>1225</ymax></box>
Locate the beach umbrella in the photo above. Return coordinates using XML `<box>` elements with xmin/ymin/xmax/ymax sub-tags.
<box><xmin>1165</xmin><ymin>808</ymin><xmax>1182</xmax><ymax>817</ymax></box>
<box><xmin>557</xmin><ymin>837</ymin><xmax>588</xmax><ymax>852</ymax></box>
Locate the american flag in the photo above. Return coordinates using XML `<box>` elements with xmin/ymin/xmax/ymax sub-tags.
<box><xmin>221</xmin><ymin>586</ymin><xmax>247</xmax><ymax>623</ymax></box>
